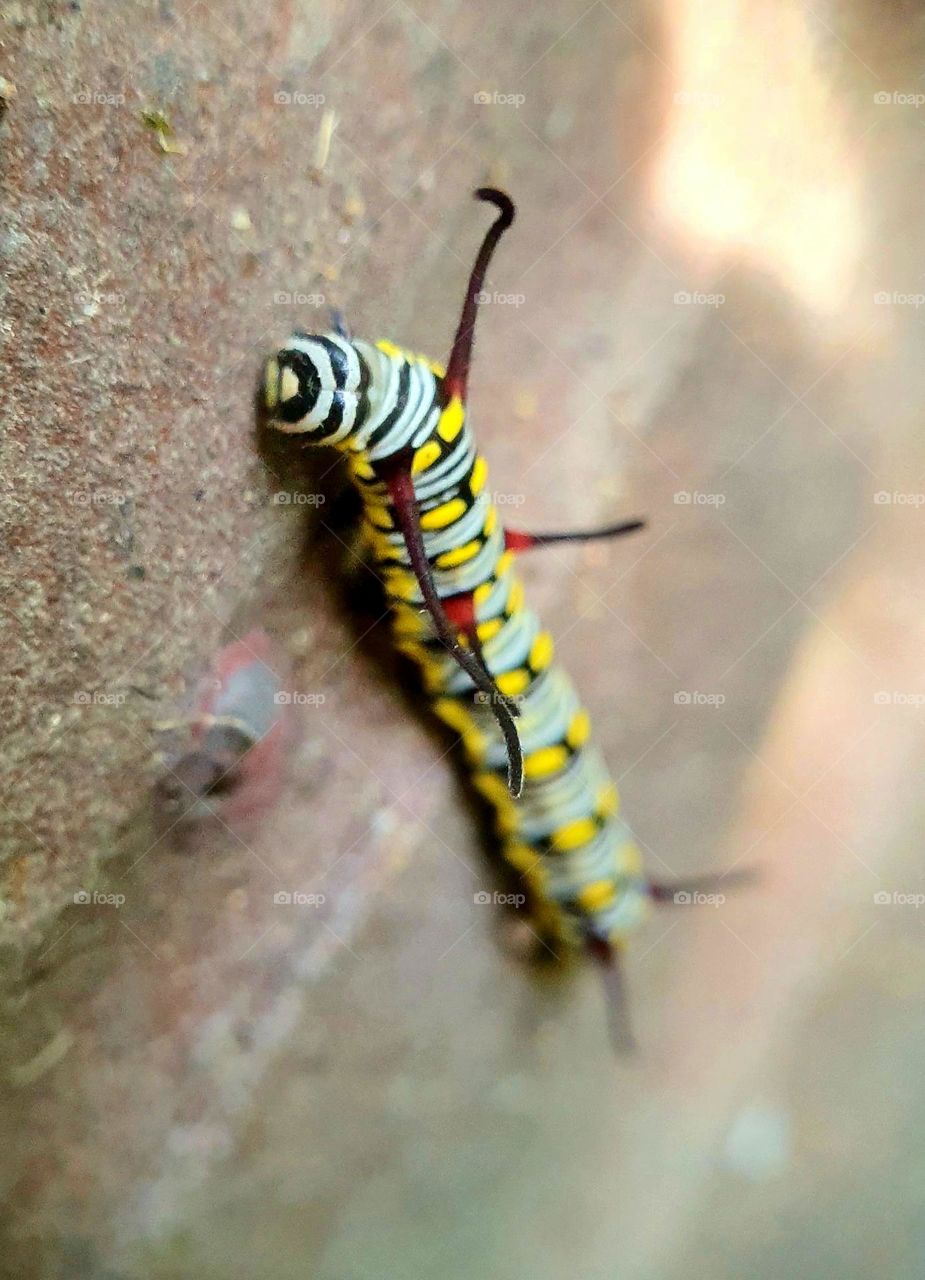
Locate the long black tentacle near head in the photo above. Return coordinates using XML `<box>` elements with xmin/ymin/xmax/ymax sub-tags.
<box><xmin>443</xmin><ymin>188</ymin><xmax>516</xmax><ymax>405</ymax></box>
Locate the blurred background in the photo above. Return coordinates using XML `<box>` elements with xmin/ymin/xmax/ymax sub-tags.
<box><xmin>2</xmin><ymin>0</ymin><xmax>925</xmax><ymax>1276</ymax></box>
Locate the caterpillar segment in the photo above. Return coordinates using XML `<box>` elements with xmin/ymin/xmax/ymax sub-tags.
<box><xmin>263</xmin><ymin>189</ymin><xmax>660</xmax><ymax>971</ymax></box>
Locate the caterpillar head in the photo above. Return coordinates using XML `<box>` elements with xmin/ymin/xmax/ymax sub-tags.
<box><xmin>263</xmin><ymin>332</ymin><xmax>366</xmax><ymax>441</ymax></box>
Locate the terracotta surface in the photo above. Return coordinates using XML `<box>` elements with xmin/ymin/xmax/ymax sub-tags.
<box><xmin>2</xmin><ymin>1</ymin><xmax>925</xmax><ymax>1277</ymax></box>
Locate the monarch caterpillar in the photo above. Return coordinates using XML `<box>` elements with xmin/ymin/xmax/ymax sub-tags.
<box><xmin>263</xmin><ymin>189</ymin><xmax>733</xmax><ymax>1042</ymax></box>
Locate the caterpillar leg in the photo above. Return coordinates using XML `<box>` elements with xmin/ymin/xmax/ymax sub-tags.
<box><xmin>329</xmin><ymin>307</ymin><xmax>351</xmax><ymax>340</ymax></box>
<box><xmin>587</xmin><ymin>938</ymin><xmax>636</xmax><ymax>1056</ymax></box>
<box><xmin>504</xmin><ymin>519</ymin><xmax>646</xmax><ymax>552</ymax></box>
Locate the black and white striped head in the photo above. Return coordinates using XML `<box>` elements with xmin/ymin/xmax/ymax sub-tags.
<box><xmin>264</xmin><ymin>332</ymin><xmax>368</xmax><ymax>442</ymax></box>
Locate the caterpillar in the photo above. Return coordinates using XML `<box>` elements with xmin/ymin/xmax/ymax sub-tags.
<box><xmin>263</xmin><ymin>189</ymin><xmax>731</xmax><ymax>1041</ymax></box>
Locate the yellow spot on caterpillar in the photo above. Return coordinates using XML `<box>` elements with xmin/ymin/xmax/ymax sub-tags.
<box><xmin>438</xmin><ymin>397</ymin><xmax>465</xmax><ymax>442</ymax></box>
<box><xmin>576</xmin><ymin>879</ymin><xmax>617</xmax><ymax>913</ymax></box>
<box><xmin>496</xmin><ymin>550</ymin><xmax>514</xmax><ymax>577</ymax></box>
<box><xmin>618</xmin><ymin>841</ymin><xmax>644</xmax><ymax>877</ymax></box>
<box><xmin>566</xmin><ymin>709</ymin><xmax>591</xmax><ymax>750</ymax></box>
<box><xmin>596</xmin><ymin>782</ymin><xmax>619</xmax><ymax>816</ymax></box>
<box><xmin>476</xmin><ymin>617</ymin><xmax>503</xmax><ymax>642</ymax></box>
<box><xmin>427</xmin><ymin>358</ymin><xmax>446</xmax><ymax>377</ymax></box>
<box><xmin>392</xmin><ymin>606</ymin><xmax>426</xmax><ymax>638</ymax></box>
<box><xmin>483</xmin><ymin>506</ymin><xmax>497</xmax><ymax>537</ymax></box>
<box><xmin>436</xmin><ymin>539</ymin><xmax>481</xmax><ymax>569</ymax></box>
<box><xmin>365</xmin><ymin>503</ymin><xmax>393</xmax><ymax>530</ymax></box>
<box><xmin>395</xmin><ymin>639</ymin><xmax>427</xmax><ymax>665</ymax></box>
<box><xmin>279</xmin><ymin>366</ymin><xmax>300</xmax><ymax>402</ymax></box>
<box><xmin>470</xmin><ymin>455</ymin><xmax>488</xmax><ymax>495</ymax></box>
<box><xmin>528</xmin><ymin>631</ymin><xmax>554</xmax><ymax>672</ymax></box>
<box><xmin>349</xmin><ymin>456</ymin><xmax>375</xmax><ymax>481</ymax></box>
<box><xmin>552</xmin><ymin>817</ymin><xmax>599</xmax><ymax>853</ymax></box>
<box><xmin>376</xmin><ymin>339</ymin><xmax>405</xmax><ymax>360</ymax></box>
<box><xmin>383</xmin><ymin>570</ymin><xmax>417</xmax><ymax>601</ymax></box>
<box><xmin>523</xmin><ymin>744</ymin><xmax>568</xmax><ymax>780</ymax></box>
<box><xmin>412</xmin><ymin>440</ymin><xmax>441</xmax><ymax>474</ymax></box>
<box><xmin>264</xmin><ymin>358</ymin><xmax>279</xmax><ymax>409</ymax></box>
<box><xmin>505</xmin><ymin>841</ymin><xmax>540</xmax><ymax>873</ymax></box>
<box><xmin>472</xmin><ymin>772</ymin><xmax>519</xmax><ymax>834</ymax></box>
<box><xmin>506</xmin><ymin>578</ymin><xmax>525</xmax><ymax>614</ymax></box>
<box><xmin>474</xmin><ymin>581</ymin><xmax>493</xmax><ymax>608</ymax></box>
<box><xmin>420</xmin><ymin>497</ymin><xmax>466</xmax><ymax>530</ymax></box>
<box><xmin>495</xmin><ymin>668</ymin><xmax>530</xmax><ymax>697</ymax></box>
<box><xmin>433</xmin><ymin>697</ymin><xmax>473</xmax><ymax>733</ymax></box>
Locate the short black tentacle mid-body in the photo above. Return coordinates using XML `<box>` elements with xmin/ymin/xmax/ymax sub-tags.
<box><xmin>264</xmin><ymin>188</ymin><xmax>715</xmax><ymax>1025</ymax></box>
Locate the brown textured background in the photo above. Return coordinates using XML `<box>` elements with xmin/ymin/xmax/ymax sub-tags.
<box><xmin>2</xmin><ymin>1</ymin><xmax>925</xmax><ymax>1277</ymax></box>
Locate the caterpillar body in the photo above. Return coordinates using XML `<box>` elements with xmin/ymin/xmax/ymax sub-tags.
<box><xmin>263</xmin><ymin>189</ymin><xmax>723</xmax><ymax>1032</ymax></box>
